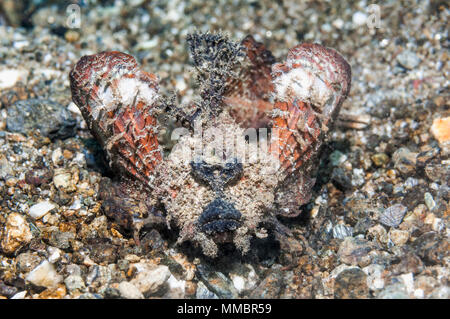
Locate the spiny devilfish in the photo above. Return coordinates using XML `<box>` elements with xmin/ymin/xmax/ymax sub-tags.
<box><xmin>69</xmin><ymin>32</ymin><xmax>351</xmax><ymax>257</ymax></box>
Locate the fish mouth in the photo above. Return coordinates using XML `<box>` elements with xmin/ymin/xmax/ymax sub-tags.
<box><xmin>198</xmin><ymin>197</ymin><xmax>242</xmax><ymax>235</ymax></box>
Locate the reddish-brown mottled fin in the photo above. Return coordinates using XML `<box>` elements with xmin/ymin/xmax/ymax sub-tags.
<box><xmin>224</xmin><ymin>35</ymin><xmax>276</xmax><ymax>128</ymax></box>
<box><xmin>69</xmin><ymin>51</ymin><xmax>163</xmax><ymax>187</ymax></box>
<box><xmin>270</xmin><ymin>43</ymin><xmax>351</xmax><ymax>174</ymax></box>
<box><xmin>269</xmin><ymin>43</ymin><xmax>351</xmax><ymax>217</ymax></box>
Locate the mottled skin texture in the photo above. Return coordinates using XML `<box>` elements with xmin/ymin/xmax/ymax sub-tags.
<box><xmin>69</xmin><ymin>33</ymin><xmax>351</xmax><ymax>258</ymax></box>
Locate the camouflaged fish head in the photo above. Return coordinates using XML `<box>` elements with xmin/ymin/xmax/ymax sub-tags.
<box><xmin>69</xmin><ymin>32</ymin><xmax>351</xmax><ymax>257</ymax></box>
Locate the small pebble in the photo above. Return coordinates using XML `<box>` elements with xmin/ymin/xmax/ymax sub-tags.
<box><xmin>196</xmin><ymin>264</ymin><xmax>238</xmax><ymax>299</ymax></box>
<box><xmin>338</xmin><ymin>237</ymin><xmax>373</xmax><ymax>267</ymax></box>
<box><xmin>430</xmin><ymin>117</ymin><xmax>450</xmax><ymax>144</ymax></box>
<box><xmin>249</xmin><ymin>266</ymin><xmax>283</xmax><ymax>299</ymax></box>
<box><xmin>378</xmin><ymin>283</ymin><xmax>409</xmax><ymax>299</ymax></box>
<box><xmin>352</xmin><ymin>12</ymin><xmax>367</xmax><ymax>27</ymax></box>
<box><xmin>163</xmin><ymin>275</ymin><xmax>186</xmax><ymax>298</ymax></box>
<box><xmin>0</xmin><ymin>281</ymin><xmax>18</xmax><ymax>298</ymax></box>
<box><xmin>367</xmin><ymin>224</ymin><xmax>389</xmax><ymax>244</ymax></box>
<box><xmin>49</xmin><ymin>231</ymin><xmax>75</xmax><ymax>250</ymax></box>
<box><xmin>52</xmin><ymin>148</ymin><xmax>64</xmax><ymax>166</ymax></box>
<box><xmin>397</xmin><ymin>50</ymin><xmax>421</xmax><ymax>69</ymax></box>
<box><xmin>1</xmin><ymin>213</ymin><xmax>32</xmax><ymax>254</ymax></box>
<box><xmin>196</xmin><ymin>281</ymin><xmax>219</xmax><ymax>299</ymax></box>
<box><xmin>65</xmin><ymin>30</ymin><xmax>80</xmax><ymax>43</ymax></box>
<box><xmin>363</xmin><ymin>264</ymin><xmax>385</xmax><ymax>291</ymax></box>
<box><xmin>371</xmin><ymin>153</ymin><xmax>389</xmax><ymax>167</ymax></box>
<box><xmin>28</xmin><ymin>201</ymin><xmax>56</xmax><ymax>220</ymax></box>
<box><xmin>47</xmin><ymin>247</ymin><xmax>61</xmax><ymax>263</ymax></box>
<box><xmin>130</xmin><ymin>265</ymin><xmax>171</xmax><ymax>297</ymax></box>
<box><xmin>26</xmin><ymin>260</ymin><xmax>63</xmax><ymax>288</ymax></box>
<box><xmin>38</xmin><ymin>284</ymin><xmax>67</xmax><ymax>299</ymax></box>
<box><xmin>400</xmin><ymin>273</ymin><xmax>415</xmax><ymax>295</ymax></box>
<box><xmin>118</xmin><ymin>281</ymin><xmax>144</xmax><ymax>299</ymax></box>
<box><xmin>0</xmin><ymin>69</ymin><xmax>28</xmax><ymax>89</ymax></box>
<box><xmin>389</xmin><ymin>229</ymin><xmax>410</xmax><ymax>246</ymax></box>
<box><xmin>229</xmin><ymin>264</ymin><xmax>259</xmax><ymax>293</ymax></box>
<box><xmin>231</xmin><ymin>275</ymin><xmax>245</xmax><ymax>292</ymax></box>
<box><xmin>53</xmin><ymin>169</ymin><xmax>72</xmax><ymax>190</ymax></box>
<box><xmin>424</xmin><ymin>192</ymin><xmax>436</xmax><ymax>211</ymax></box>
<box><xmin>392</xmin><ymin>148</ymin><xmax>417</xmax><ymax>175</ymax></box>
<box><xmin>329</xmin><ymin>150</ymin><xmax>347</xmax><ymax>166</ymax></box>
<box><xmin>332</xmin><ymin>224</ymin><xmax>353</xmax><ymax>239</ymax></box>
<box><xmin>25</xmin><ymin>168</ymin><xmax>53</xmax><ymax>186</ymax></box>
<box><xmin>334</xmin><ymin>268</ymin><xmax>369</xmax><ymax>299</ymax></box>
<box><xmin>15</xmin><ymin>252</ymin><xmax>42</xmax><ymax>273</ymax></box>
<box><xmin>64</xmin><ymin>275</ymin><xmax>86</xmax><ymax>292</ymax></box>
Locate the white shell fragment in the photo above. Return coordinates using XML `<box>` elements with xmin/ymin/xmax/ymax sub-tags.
<box><xmin>28</xmin><ymin>201</ymin><xmax>56</xmax><ymax>220</ymax></box>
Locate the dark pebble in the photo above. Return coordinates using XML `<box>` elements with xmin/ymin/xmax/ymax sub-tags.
<box><xmin>3</xmin><ymin>276</ymin><xmax>25</xmax><ymax>291</ymax></box>
<box><xmin>48</xmin><ymin>231</ymin><xmax>75</xmax><ymax>250</ymax></box>
<box><xmin>15</xmin><ymin>252</ymin><xmax>42</xmax><ymax>273</ymax></box>
<box><xmin>196</xmin><ymin>264</ymin><xmax>238</xmax><ymax>299</ymax></box>
<box><xmin>414</xmin><ymin>232</ymin><xmax>448</xmax><ymax>266</ymax></box>
<box><xmin>354</xmin><ymin>216</ymin><xmax>374</xmax><ymax>235</ymax></box>
<box><xmin>334</xmin><ymin>268</ymin><xmax>369</xmax><ymax>299</ymax></box>
<box><xmin>338</xmin><ymin>237</ymin><xmax>373</xmax><ymax>266</ymax></box>
<box><xmin>0</xmin><ymin>281</ymin><xmax>18</xmax><ymax>298</ymax></box>
<box><xmin>28</xmin><ymin>238</ymin><xmax>47</xmax><ymax>255</ymax></box>
<box><xmin>424</xmin><ymin>163</ymin><xmax>450</xmax><ymax>184</ymax></box>
<box><xmin>391</xmin><ymin>252</ymin><xmax>424</xmax><ymax>275</ymax></box>
<box><xmin>88</xmin><ymin>243</ymin><xmax>118</xmax><ymax>265</ymax></box>
<box><xmin>52</xmin><ymin>189</ymin><xmax>73</xmax><ymax>206</ymax></box>
<box><xmin>116</xmin><ymin>259</ymin><xmax>129</xmax><ymax>272</ymax></box>
<box><xmin>345</xmin><ymin>207</ymin><xmax>369</xmax><ymax>225</ymax></box>
<box><xmin>331</xmin><ymin>167</ymin><xmax>353</xmax><ymax>191</ymax></box>
<box><xmin>401</xmin><ymin>186</ymin><xmax>427</xmax><ymax>210</ymax></box>
<box><xmin>160</xmin><ymin>254</ymin><xmax>185</xmax><ymax>279</ymax></box>
<box><xmin>6</xmin><ymin>99</ymin><xmax>76</xmax><ymax>139</ymax></box>
<box><xmin>140</xmin><ymin>229</ymin><xmax>166</xmax><ymax>253</ymax></box>
<box><xmin>249</xmin><ymin>266</ymin><xmax>284</xmax><ymax>299</ymax></box>
<box><xmin>416</xmin><ymin>147</ymin><xmax>440</xmax><ymax>167</ymax></box>
<box><xmin>25</xmin><ymin>168</ymin><xmax>53</xmax><ymax>186</ymax></box>
<box><xmin>366</xmin><ymin>134</ymin><xmax>381</xmax><ymax>151</ymax></box>
<box><xmin>392</xmin><ymin>147</ymin><xmax>417</xmax><ymax>176</ymax></box>
<box><xmin>104</xmin><ymin>287</ymin><xmax>121</xmax><ymax>299</ymax></box>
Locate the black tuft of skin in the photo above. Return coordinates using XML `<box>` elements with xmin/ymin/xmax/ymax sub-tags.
<box><xmin>187</xmin><ymin>32</ymin><xmax>245</xmax><ymax>117</ymax></box>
